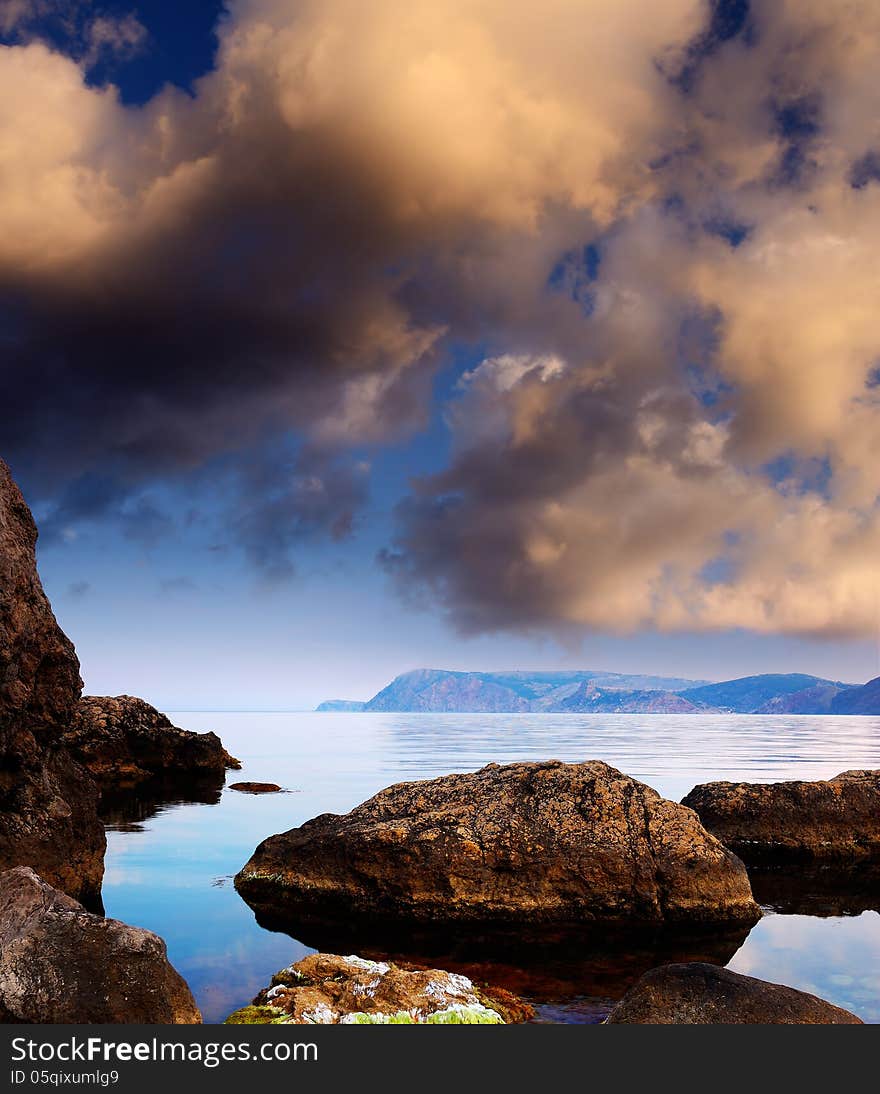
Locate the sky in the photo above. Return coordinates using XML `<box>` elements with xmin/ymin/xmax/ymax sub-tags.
<box><xmin>1</xmin><ymin>0</ymin><xmax>879</xmax><ymax>709</ymax></box>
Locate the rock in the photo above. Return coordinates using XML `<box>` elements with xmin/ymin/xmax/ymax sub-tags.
<box><xmin>229</xmin><ymin>782</ymin><xmax>283</xmax><ymax>794</ymax></box>
<box><xmin>682</xmin><ymin>770</ymin><xmax>880</xmax><ymax>864</ymax></box>
<box><xmin>236</xmin><ymin>760</ymin><xmax>760</xmax><ymax>933</ymax></box>
<box><xmin>0</xmin><ymin>867</ymin><xmax>201</xmax><ymax>1023</ymax></box>
<box><xmin>0</xmin><ymin>459</ymin><xmax>104</xmax><ymax>902</ymax></box>
<box><xmin>223</xmin><ymin>953</ymin><xmax>533</xmax><ymax>1024</ymax></box>
<box><xmin>605</xmin><ymin>962</ymin><xmax>863</xmax><ymax>1024</ymax></box>
<box><xmin>63</xmin><ymin>695</ymin><xmax>240</xmax><ymax>785</ymax></box>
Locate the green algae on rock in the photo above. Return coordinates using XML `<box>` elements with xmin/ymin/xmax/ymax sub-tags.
<box><xmin>223</xmin><ymin>953</ymin><xmax>533</xmax><ymax>1025</ymax></box>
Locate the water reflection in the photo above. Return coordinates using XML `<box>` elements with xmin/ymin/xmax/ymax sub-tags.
<box><xmin>98</xmin><ymin>711</ymin><xmax>880</xmax><ymax>1023</ymax></box>
<box><xmin>750</xmin><ymin>865</ymin><xmax>880</xmax><ymax>918</ymax></box>
<box><xmin>247</xmin><ymin>909</ymin><xmax>753</xmax><ymax>1022</ymax></box>
<box><xmin>99</xmin><ymin>770</ymin><xmax>227</xmax><ymax>832</ymax></box>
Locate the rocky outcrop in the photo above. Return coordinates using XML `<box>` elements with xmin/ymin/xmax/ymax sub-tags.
<box><xmin>236</xmin><ymin>760</ymin><xmax>760</xmax><ymax>934</ymax></box>
<box><xmin>682</xmin><ymin>770</ymin><xmax>880</xmax><ymax>864</ymax></box>
<box><xmin>63</xmin><ymin>695</ymin><xmax>240</xmax><ymax>785</ymax></box>
<box><xmin>605</xmin><ymin>962</ymin><xmax>863</xmax><ymax>1024</ymax></box>
<box><xmin>0</xmin><ymin>460</ymin><xmax>104</xmax><ymax>902</ymax></box>
<box><xmin>224</xmin><ymin>953</ymin><xmax>533</xmax><ymax>1024</ymax></box>
<box><xmin>0</xmin><ymin>867</ymin><xmax>201</xmax><ymax>1023</ymax></box>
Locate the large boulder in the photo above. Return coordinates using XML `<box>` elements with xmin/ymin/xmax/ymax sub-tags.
<box><xmin>0</xmin><ymin>460</ymin><xmax>104</xmax><ymax>902</ymax></box>
<box><xmin>224</xmin><ymin>952</ymin><xmax>533</xmax><ymax>1025</ymax></box>
<box><xmin>682</xmin><ymin>770</ymin><xmax>880</xmax><ymax>864</ymax></box>
<box><xmin>605</xmin><ymin>962</ymin><xmax>863</xmax><ymax>1024</ymax></box>
<box><xmin>0</xmin><ymin>867</ymin><xmax>201</xmax><ymax>1023</ymax></box>
<box><xmin>236</xmin><ymin>760</ymin><xmax>760</xmax><ymax>933</ymax></box>
<box><xmin>63</xmin><ymin>694</ymin><xmax>240</xmax><ymax>785</ymax></box>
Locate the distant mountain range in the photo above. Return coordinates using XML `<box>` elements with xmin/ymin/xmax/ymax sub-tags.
<box><xmin>317</xmin><ymin>668</ymin><xmax>880</xmax><ymax>715</ymax></box>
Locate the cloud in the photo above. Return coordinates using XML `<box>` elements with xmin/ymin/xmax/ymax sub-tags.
<box><xmin>2</xmin><ymin>1</ymin><xmax>880</xmax><ymax>637</ymax></box>
<box><xmin>0</xmin><ymin>2</ymin><xmax>148</xmax><ymax>66</ymax></box>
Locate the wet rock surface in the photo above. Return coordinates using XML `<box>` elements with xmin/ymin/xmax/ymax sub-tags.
<box><xmin>0</xmin><ymin>459</ymin><xmax>104</xmax><ymax>902</ymax></box>
<box><xmin>683</xmin><ymin>770</ymin><xmax>880</xmax><ymax>864</ymax></box>
<box><xmin>224</xmin><ymin>952</ymin><xmax>533</xmax><ymax>1024</ymax></box>
<box><xmin>605</xmin><ymin>962</ymin><xmax>864</xmax><ymax>1024</ymax></box>
<box><xmin>63</xmin><ymin>695</ymin><xmax>240</xmax><ymax>785</ymax></box>
<box><xmin>236</xmin><ymin>760</ymin><xmax>760</xmax><ymax>932</ymax></box>
<box><xmin>0</xmin><ymin>867</ymin><xmax>201</xmax><ymax>1023</ymax></box>
<box><xmin>229</xmin><ymin>782</ymin><xmax>283</xmax><ymax>794</ymax></box>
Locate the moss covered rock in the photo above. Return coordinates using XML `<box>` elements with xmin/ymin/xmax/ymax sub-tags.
<box><xmin>223</xmin><ymin>953</ymin><xmax>532</xmax><ymax>1025</ymax></box>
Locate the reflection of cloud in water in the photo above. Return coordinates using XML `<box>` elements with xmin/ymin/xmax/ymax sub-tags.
<box><xmin>178</xmin><ymin>932</ymin><xmax>313</xmax><ymax>1024</ymax></box>
<box><xmin>728</xmin><ymin>912</ymin><xmax>880</xmax><ymax>1022</ymax></box>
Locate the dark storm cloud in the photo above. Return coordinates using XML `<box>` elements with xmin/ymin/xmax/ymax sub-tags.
<box><xmin>2</xmin><ymin>0</ymin><xmax>880</xmax><ymax>636</ymax></box>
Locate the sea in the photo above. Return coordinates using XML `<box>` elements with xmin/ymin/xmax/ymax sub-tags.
<box><xmin>99</xmin><ymin>712</ymin><xmax>880</xmax><ymax>1023</ymax></box>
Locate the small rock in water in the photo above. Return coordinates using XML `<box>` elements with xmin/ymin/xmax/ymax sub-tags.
<box><xmin>605</xmin><ymin>963</ymin><xmax>863</xmax><ymax>1024</ymax></box>
<box><xmin>223</xmin><ymin>952</ymin><xmax>533</xmax><ymax>1024</ymax></box>
<box><xmin>229</xmin><ymin>781</ymin><xmax>285</xmax><ymax>794</ymax></box>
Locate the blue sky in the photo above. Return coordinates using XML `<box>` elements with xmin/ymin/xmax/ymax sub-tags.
<box><xmin>4</xmin><ymin>2</ymin><xmax>879</xmax><ymax>707</ymax></box>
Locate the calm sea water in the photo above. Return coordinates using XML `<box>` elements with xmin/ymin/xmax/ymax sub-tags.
<box><xmin>100</xmin><ymin>712</ymin><xmax>880</xmax><ymax>1024</ymax></box>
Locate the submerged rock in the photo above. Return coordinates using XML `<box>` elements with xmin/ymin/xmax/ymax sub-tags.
<box><xmin>224</xmin><ymin>952</ymin><xmax>533</xmax><ymax>1024</ymax></box>
<box><xmin>605</xmin><ymin>962</ymin><xmax>863</xmax><ymax>1024</ymax></box>
<box><xmin>229</xmin><ymin>782</ymin><xmax>283</xmax><ymax>794</ymax></box>
<box><xmin>682</xmin><ymin>770</ymin><xmax>880</xmax><ymax>864</ymax></box>
<box><xmin>0</xmin><ymin>460</ymin><xmax>104</xmax><ymax>902</ymax></box>
<box><xmin>236</xmin><ymin>760</ymin><xmax>760</xmax><ymax>932</ymax></box>
<box><xmin>63</xmin><ymin>695</ymin><xmax>240</xmax><ymax>785</ymax></box>
<box><xmin>0</xmin><ymin>867</ymin><xmax>201</xmax><ymax>1023</ymax></box>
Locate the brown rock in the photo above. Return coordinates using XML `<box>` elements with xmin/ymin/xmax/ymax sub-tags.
<box><xmin>682</xmin><ymin>770</ymin><xmax>880</xmax><ymax>864</ymax></box>
<box><xmin>0</xmin><ymin>459</ymin><xmax>104</xmax><ymax>902</ymax></box>
<box><xmin>0</xmin><ymin>867</ymin><xmax>201</xmax><ymax>1023</ymax></box>
<box><xmin>224</xmin><ymin>952</ymin><xmax>533</xmax><ymax>1024</ymax></box>
<box><xmin>229</xmin><ymin>782</ymin><xmax>283</xmax><ymax>794</ymax></box>
<box><xmin>63</xmin><ymin>694</ymin><xmax>240</xmax><ymax>785</ymax></box>
<box><xmin>235</xmin><ymin>760</ymin><xmax>760</xmax><ymax>932</ymax></box>
<box><xmin>605</xmin><ymin>962</ymin><xmax>863</xmax><ymax>1024</ymax></box>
